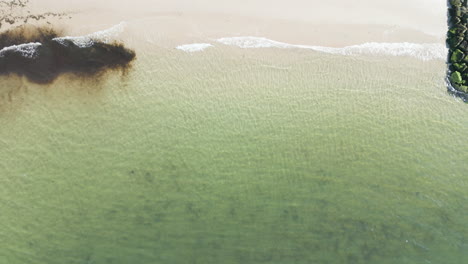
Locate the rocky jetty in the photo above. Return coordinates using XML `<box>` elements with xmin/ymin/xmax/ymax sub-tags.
<box><xmin>447</xmin><ymin>0</ymin><xmax>468</xmax><ymax>100</ymax></box>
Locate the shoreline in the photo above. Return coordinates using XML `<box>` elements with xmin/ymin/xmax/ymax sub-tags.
<box><xmin>15</xmin><ymin>0</ymin><xmax>446</xmax><ymax>51</ymax></box>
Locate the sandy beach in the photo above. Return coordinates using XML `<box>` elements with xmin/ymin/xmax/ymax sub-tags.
<box><xmin>24</xmin><ymin>0</ymin><xmax>447</xmax><ymax>49</ymax></box>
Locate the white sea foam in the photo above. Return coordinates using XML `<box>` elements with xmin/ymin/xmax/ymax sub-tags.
<box><xmin>0</xmin><ymin>22</ymin><xmax>126</xmax><ymax>59</ymax></box>
<box><xmin>0</xmin><ymin>42</ymin><xmax>42</xmax><ymax>58</ymax></box>
<box><xmin>216</xmin><ymin>37</ymin><xmax>447</xmax><ymax>61</ymax></box>
<box><xmin>176</xmin><ymin>43</ymin><xmax>213</xmax><ymax>52</ymax></box>
<box><xmin>53</xmin><ymin>22</ymin><xmax>127</xmax><ymax>48</ymax></box>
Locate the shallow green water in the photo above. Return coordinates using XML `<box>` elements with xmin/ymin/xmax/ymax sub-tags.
<box><xmin>0</xmin><ymin>48</ymin><xmax>467</xmax><ymax>264</ymax></box>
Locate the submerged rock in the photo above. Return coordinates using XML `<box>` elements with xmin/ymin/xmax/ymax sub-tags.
<box><xmin>448</xmin><ymin>35</ymin><xmax>464</xmax><ymax>48</ymax></box>
<box><xmin>450</xmin><ymin>71</ymin><xmax>463</xmax><ymax>84</ymax></box>
<box><xmin>458</xmin><ymin>40</ymin><xmax>468</xmax><ymax>50</ymax></box>
<box><xmin>451</xmin><ymin>49</ymin><xmax>465</xmax><ymax>62</ymax></box>
<box><xmin>451</xmin><ymin>0</ymin><xmax>462</xmax><ymax>7</ymax></box>
<box><xmin>459</xmin><ymin>85</ymin><xmax>468</xmax><ymax>92</ymax></box>
<box><xmin>453</xmin><ymin>62</ymin><xmax>468</xmax><ymax>72</ymax></box>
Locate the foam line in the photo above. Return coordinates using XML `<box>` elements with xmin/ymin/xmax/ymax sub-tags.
<box><xmin>216</xmin><ymin>36</ymin><xmax>447</xmax><ymax>61</ymax></box>
<box><xmin>0</xmin><ymin>42</ymin><xmax>42</xmax><ymax>58</ymax></box>
<box><xmin>176</xmin><ymin>43</ymin><xmax>213</xmax><ymax>52</ymax></box>
<box><xmin>53</xmin><ymin>22</ymin><xmax>127</xmax><ymax>48</ymax></box>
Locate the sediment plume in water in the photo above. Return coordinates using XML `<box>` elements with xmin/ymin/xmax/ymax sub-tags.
<box><xmin>447</xmin><ymin>0</ymin><xmax>468</xmax><ymax>101</ymax></box>
<box><xmin>0</xmin><ymin>25</ymin><xmax>136</xmax><ymax>84</ymax></box>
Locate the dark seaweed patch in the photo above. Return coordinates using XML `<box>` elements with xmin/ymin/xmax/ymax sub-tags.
<box><xmin>0</xmin><ymin>26</ymin><xmax>136</xmax><ymax>84</ymax></box>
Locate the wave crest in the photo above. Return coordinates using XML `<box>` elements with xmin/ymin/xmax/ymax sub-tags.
<box><xmin>53</xmin><ymin>22</ymin><xmax>127</xmax><ymax>48</ymax></box>
<box><xmin>0</xmin><ymin>42</ymin><xmax>42</xmax><ymax>58</ymax></box>
<box><xmin>216</xmin><ymin>37</ymin><xmax>447</xmax><ymax>61</ymax></box>
<box><xmin>176</xmin><ymin>43</ymin><xmax>213</xmax><ymax>52</ymax></box>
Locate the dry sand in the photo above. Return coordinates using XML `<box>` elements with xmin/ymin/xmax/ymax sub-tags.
<box><xmin>22</xmin><ymin>0</ymin><xmax>446</xmax><ymax>49</ymax></box>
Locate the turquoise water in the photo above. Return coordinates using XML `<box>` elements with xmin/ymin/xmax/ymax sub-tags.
<box><xmin>0</xmin><ymin>48</ymin><xmax>467</xmax><ymax>263</ymax></box>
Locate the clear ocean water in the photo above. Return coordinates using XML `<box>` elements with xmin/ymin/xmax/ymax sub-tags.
<box><xmin>0</xmin><ymin>47</ymin><xmax>467</xmax><ymax>263</ymax></box>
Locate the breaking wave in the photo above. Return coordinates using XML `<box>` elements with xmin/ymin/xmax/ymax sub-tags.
<box><xmin>53</xmin><ymin>22</ymin><xmax>127</xmax><ymax>48</ymax></box>
<box><xmin>176</xmin><ymin>43</ymin><xmax>213</xmax><ymax>52</ymax></box>
<box><xmin>0</xmin><ymin>22</ymin><xmax>128</xmax><ymax>59</ymax></box>
<box><xmin>0</xmin><ymin>22</ymin><xmax>126</xmax><ymax>58</ymax></box>
<box><xmin>0</xmin><ymin>42</ymin><xmax>42</xmax><ymax>58</ymax></box>
<box><xmin>215</xmin><ymin>36</ymin><xmax>447</xmax><ymax>61</ymax></box>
